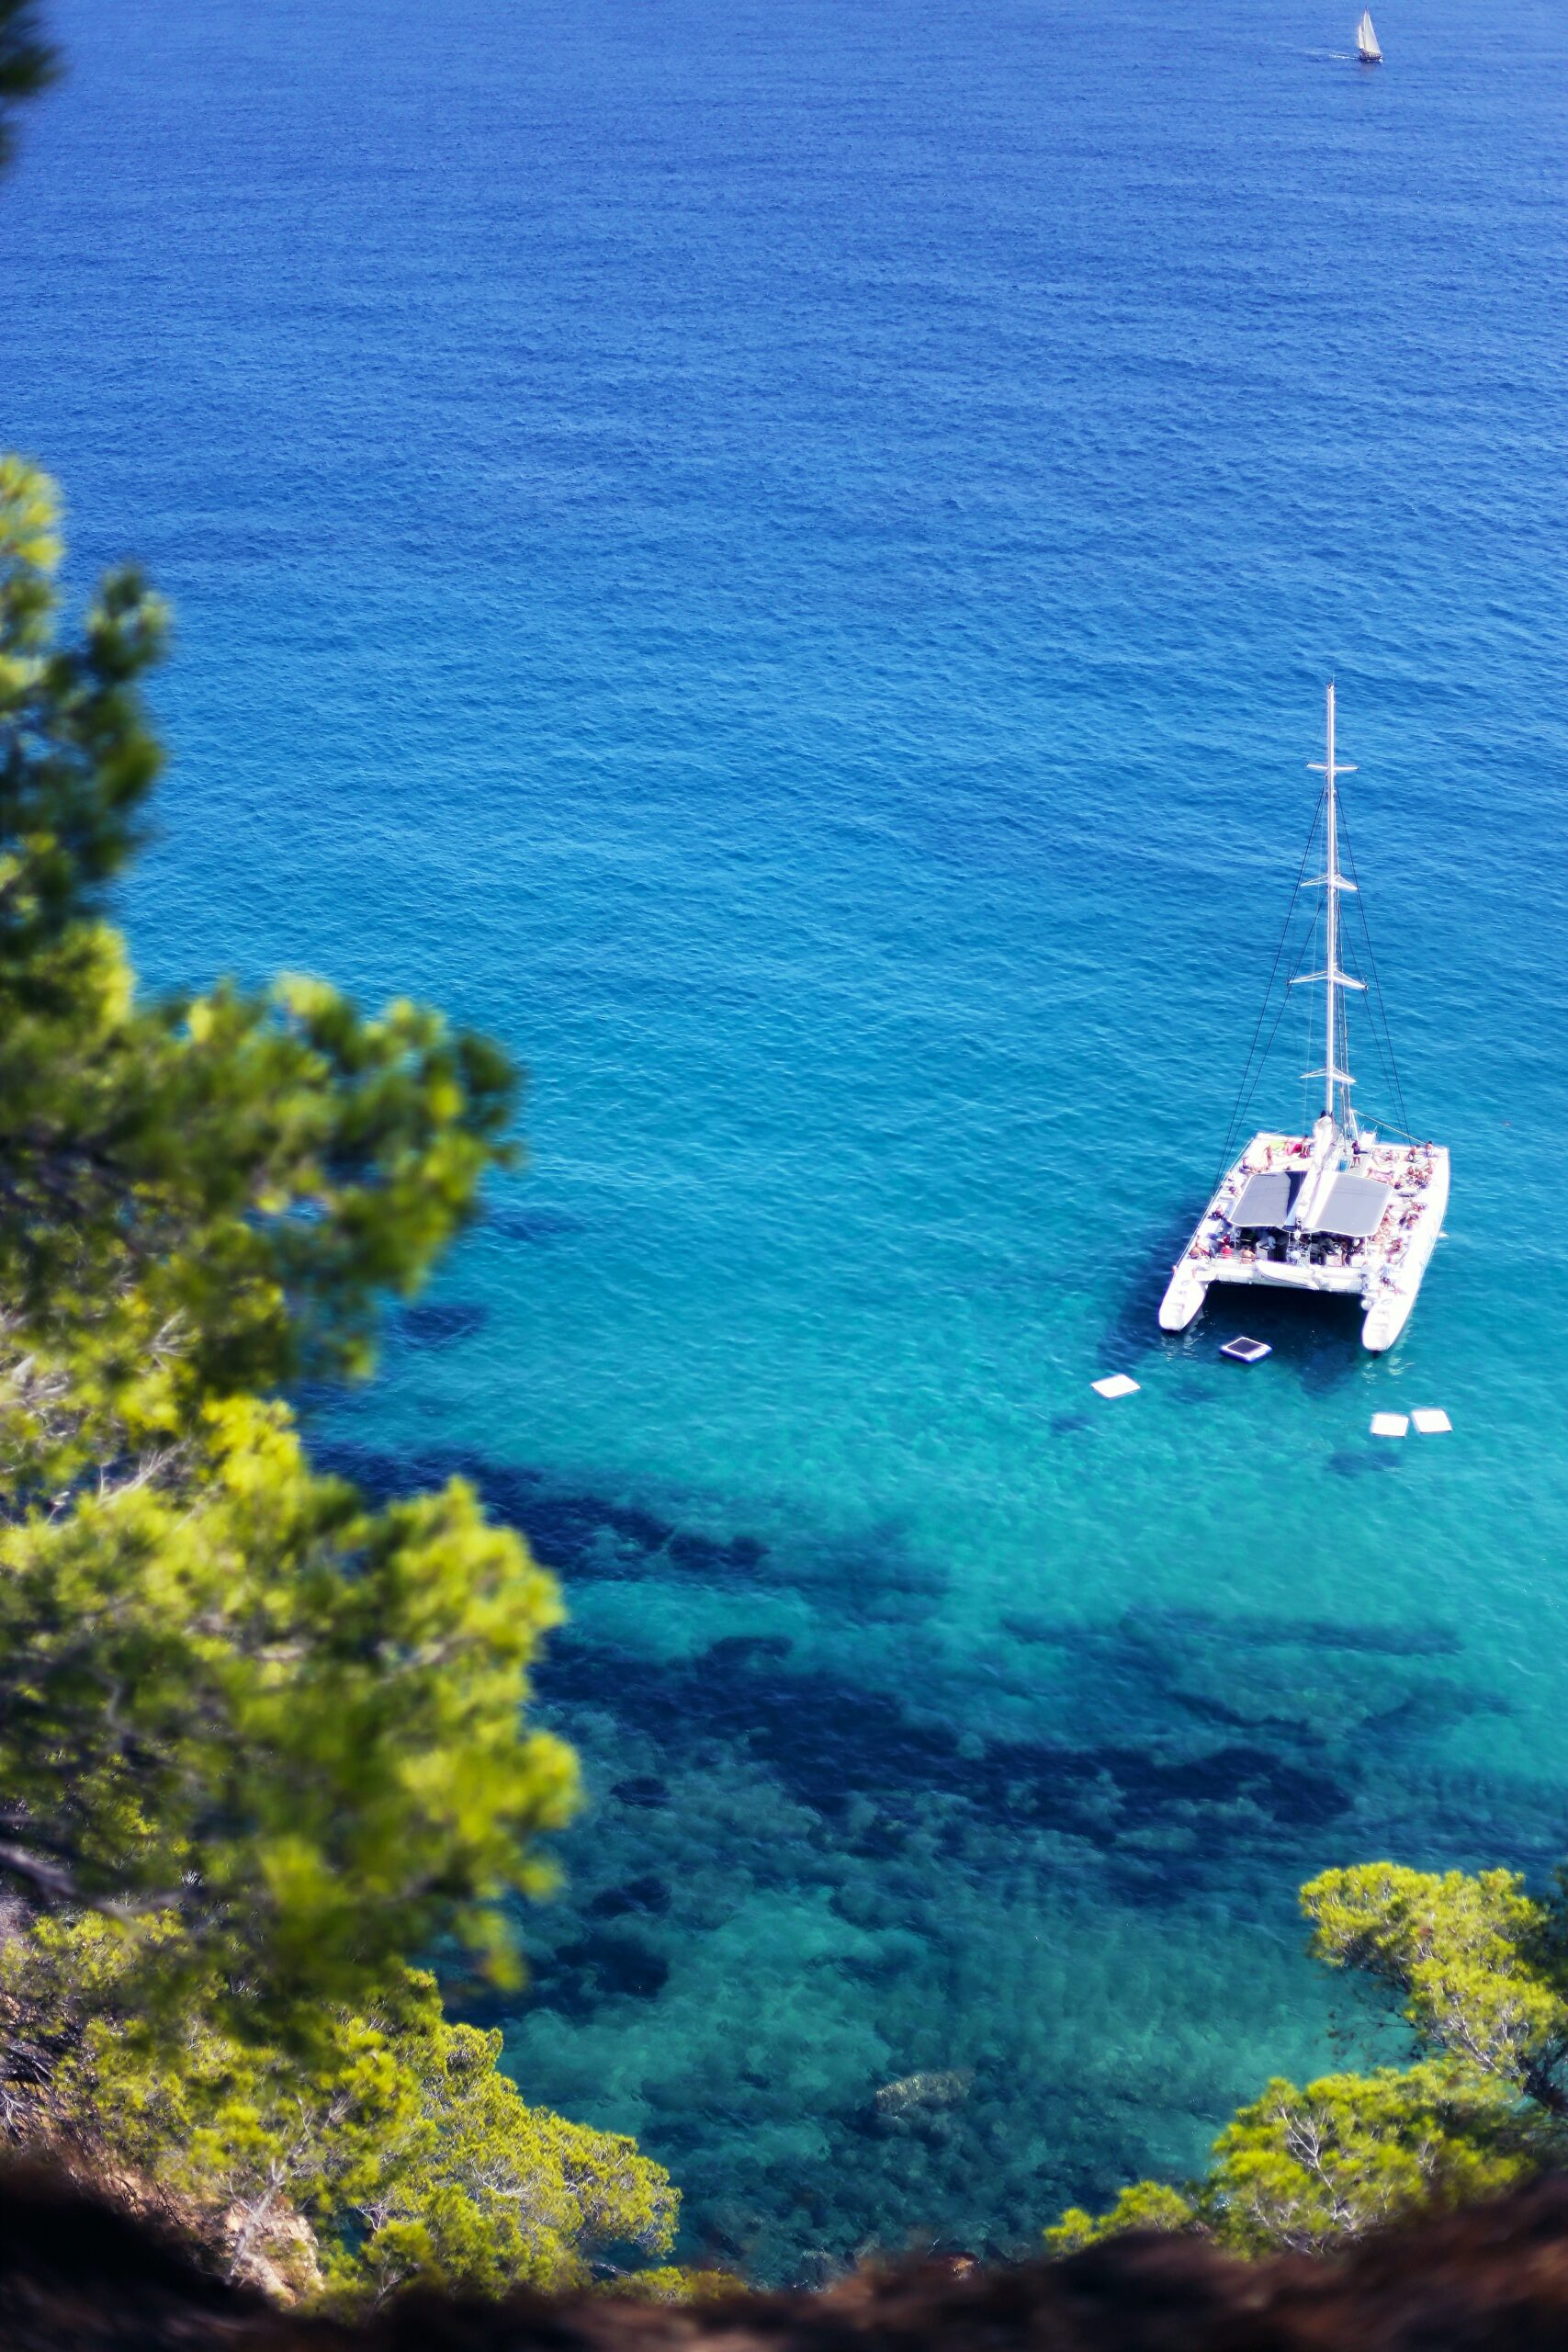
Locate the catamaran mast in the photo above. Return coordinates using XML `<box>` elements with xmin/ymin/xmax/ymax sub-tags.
<box><xmin>1322</xmin><ymin>684</ymin><xmax>1344</xmax><ymax>1125</ymax></box>
<box><xmin>1302</xmin><ymin>681</ymin><xmax>1364</xmax><ymax>1137</ymax></box>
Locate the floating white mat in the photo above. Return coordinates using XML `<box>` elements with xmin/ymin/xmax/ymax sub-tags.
<box><xmin>1091</xmin><ymin>1374</ymin><xmax>1141</xmax><ymax>1399</ymax></box>
<box><xmin>1411</xmin><ymin>1408</ymin><xmax>1452</xmax><ymax>1434</ymax></box>
<box><xmin>1370</xmin><ymin>1412</ymin><xmax>1409</xmax><ymax>1437</ymax></box>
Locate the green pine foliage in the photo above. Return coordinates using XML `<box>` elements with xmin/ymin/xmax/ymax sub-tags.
<box><xmin>0</xmin><ymin>1396</ymin><xmax>577</xmax><ymax>2026</ymax></box>
<box><xmin>1201</xmin><ymin>2060</ymin><xmax>1542</xmax><ymax>2256</ymax></box>
<box><xmin>0</xmin><ymin>459</ymin><xmax>682</xmax><ymax>2302</ymax></box>
<box><xmin>1045</xmin><ymin>2179</ymin><xmax>1197</xmax><ymax>2255</ymax></box>
<box><xmin>0</xmin><ymin>0</ymin><xmax>56</xmax><ymax>170</ymax></box>
<box><xmin>1045</xmin><ymin>1862</ymin><xmax>1568</xmax><ymax>2259</ymax></box>
<box><xmin>0</xmin><ymin>459</ymin><xmax>575</xmax><ymax>2021</ymax></box>
<box><xmin>14</xmin><ymin>1919</ymin><xmax>678</xmax><ymax>2301</ymax></box>
<box><xmin>1303</xmin><ymin>1862</ymin><xmax>1568</xmax><ymax>2109</ymax></box>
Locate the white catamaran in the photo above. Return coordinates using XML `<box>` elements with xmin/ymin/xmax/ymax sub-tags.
<box><xmin>1357</xmin><ymin>10</ymin><xmax>1382</xmax><ymax>62</ymax></box>
<box><xmin>1159</xmin><ymin>686</ymin><xmax>1448</xmax><ymax>1353</ymax></box>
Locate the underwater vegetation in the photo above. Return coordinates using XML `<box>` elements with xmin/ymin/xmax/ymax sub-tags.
<box><xmin>326</xmin><ymin>1442</ymin><xmax>1555</xmax><ymax>2279</ymax></box>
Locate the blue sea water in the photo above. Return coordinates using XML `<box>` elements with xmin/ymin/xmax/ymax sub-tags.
<box><xmin>6</xmin><ymin>0</ymin><xmax>1568</xmax><ymax>2278</ymax></box>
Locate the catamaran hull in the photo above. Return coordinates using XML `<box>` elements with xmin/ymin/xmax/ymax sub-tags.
<box><xmin>1159</xmin><ymin>1144</ymin><xmax>1450</xmax><ymax>1353</ymax></box>
<box><xmin>1162</xmin><ymin>1257</ymin><xmax>1395</xmax><ymax>1344</ymax></box>
<box><xmin>1157</xmin><ymin>1263</ymin><xmax>1207</xmax><ymax>1333</ymax></box>
<box><xmin>1359</xmin><ymin>1150</ymin><xmax>1449</xmax><ymax>1351</ymax></box>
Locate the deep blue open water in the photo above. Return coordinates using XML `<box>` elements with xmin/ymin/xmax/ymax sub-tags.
<box><xmin>6</xmin><ymin>0</ymin><xmax>1568</xmax><ymax>2278</ymax></box>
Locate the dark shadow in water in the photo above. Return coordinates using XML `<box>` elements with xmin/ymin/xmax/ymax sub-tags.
<box><xmin>325</xmin><ymin>1442</ymin><xmax>777</xmax><ymax>1589</ymax></box>
<box><xmin>369</xmin><ymin>1436</ymin><xmax>1551</xmax><ymax>2285</ymax></box>
<box><xmin>322</xmin><ymin>1442</ymin><xmax>951</xmax><ymax>1615</ymax></box>
<box><xmin>479</xmin><ymin>1203</ymin><xmax>589</xmax><ymax>1244</ymax></box>
<box><xmin>999</xmin><ymin>1612</ymin><xmax>1064</xmax><ymax>1645</ymax></box>
<box><xmin>1166</xmin><ymin>1381</ymin><xmax>1223</xmax><ymax>1409</ymax></box>
<box><xmin>1362</xmin><ymin>1685</ymin><xmax>1509</xmax><ymax>1743</ymax></box>
<box><xmin>993</xmin><ymin>1605</ymin><xmax>1483</xmax><ymax>1773</ymax></box>
<box><xmin>323</xmin><ymin>1441</ymin><xmax>1481</xmax><ymax>1894</ymax></box>
<box><xmin>546</xmin><ymin>1631</ymin><xmax>1351</xmax><ymax>1894</ymax></box>
<box><xmin>1101</xmin><ymin>1238</ymin><xmax>1372</xmax><ymax>1397</ymax></box>
<box><xmin>1327</xmin><ymin>1444</ymin><xmax>1401</xmax><ymax>1478</ymax></box>
<box><xmin>1173</xmin><ymin>1689</ymin><xmax>1317</xmax><ymax>1736</ymax></box>
<box><xmin>998</xmin><ymin>1603</ymin><xmax>1465</xmax><ymax>1695</ymax></box>
<box><xmin>322</xmin><ymin>1439</ymin><xmax>1525</xmax><ymax>2003</ymax></box>
<box><xmin>703</xmin><ymin>1633</ymin><xmax>795</xmax><ymax>1669</ymax></box>
<box><xmin>1096</xmin><ymin>1604</ymin><xmax>1462</xmax><ymax>1660</ymax></box>
<box><xmin>588</xmin><ymin>1873</ymin><xmax>672</xmax><ymax>1920</ymax></box>
<box><xmin>533</xmin><ymin>1927</ymin><xmax>671</xmax><ymax>2017</ymax></box>
<box><xmin>610</xmin><ymin>1774</ymin><xmax>671</xmax><ymax>1808</ymax></box>
<box><xmin>389</xmin><ymin>1300</ymin><xmax>490</xmax><ymax>1350</ymax></box>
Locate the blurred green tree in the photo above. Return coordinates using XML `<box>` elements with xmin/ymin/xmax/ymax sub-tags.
<box><xmin>0</xmin><ymin>0</ymin><xmax>57</xmax><ymax>170</ymax></box>
<box><xmin>0</xmin><ymin>461</ymin><xmax>578</xmax><ymax>2030</ymax></box>
<box><xmin>0</xmin><ymin>38</ymin><xmax>674</xmax><ymax>2307</ymax></box>
<box><xmin>0</xmin><ymin>460</ymin><xmax>699</xmax><ymax>2308</ymax></box>
<box><xmin>14</xmin><ymin>1919</ymin><xmax>679</xmax><ymax>2301</ymax></box>
<box><xmin>1046</xmin><ymin>1862</ymin><xmax>1568</xmax><ymax>2258</ymax></box>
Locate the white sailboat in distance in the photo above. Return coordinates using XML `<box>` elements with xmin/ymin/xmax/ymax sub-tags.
<box><xmin>1158</xmin><ymin>686</ymin><xmax>1448</xmax><ymax>1353</ymax></box>
<box><xmin>1357</xmin><ymin>10</ymin><xmax>1382</xmax><ymax>62</ymax></box>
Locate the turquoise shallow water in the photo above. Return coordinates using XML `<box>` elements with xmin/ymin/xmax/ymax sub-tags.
<box><xmin>6</xmin><ymin>0</ymin><xmax>1568</xmax><ymax>2278</ymax></box>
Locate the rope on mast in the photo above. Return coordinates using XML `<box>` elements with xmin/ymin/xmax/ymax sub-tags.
<box><xmin>1336</xmin><ymin>797</ymin><xmax>1411</xmax><ymax>1139</ymax></box>
<box><xmin>1215</xmin><ymin>799</ymin><xmax>1320</xmax><ymax>1182</ymax></box>
<box><xmin>1214</xmin><ymin>691</ymin><xmax>1414</xmax><ymax>1178</ymax></box>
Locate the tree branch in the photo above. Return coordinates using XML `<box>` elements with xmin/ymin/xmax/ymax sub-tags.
<box><xmin>0</xmin><ymin>1840</ymin><xmax>181</xmax><ymax>1920</ymax></box>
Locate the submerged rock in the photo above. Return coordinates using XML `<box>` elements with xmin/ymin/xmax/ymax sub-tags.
<box><xmin>872</xmin><ymin>2069</ymin><xmax>975</xmax><ymax>2118</ymax></box>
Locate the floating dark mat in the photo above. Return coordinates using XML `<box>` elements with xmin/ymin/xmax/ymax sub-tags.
<box><xmin>1220</xmin><ymin>1336</ymin><xmax>1272</xmax><ymax>1363</ymax></box>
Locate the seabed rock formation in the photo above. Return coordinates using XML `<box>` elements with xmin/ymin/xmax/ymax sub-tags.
<box><xmin>9</xmin><ymin>2163</ymin><xmax>1568</xmax><ymax>2351</ymax></box>
<box><xmin>324</xmin><ymin>1441</ymin><xmax>1564</xmax><ymax>2279</ymax></box>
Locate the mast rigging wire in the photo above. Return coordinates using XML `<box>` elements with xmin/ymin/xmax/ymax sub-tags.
<box><xmin>1215</xmin><ymin>800</ymin><xmax>1321</xmax><ymax>1182</ymax></box>
<box><xmin>1216</xmin><ymin>769</ymin><xmax>1413</xmax><ymax>1175</ymax></box>
<box><xmin>1336</xmin><ymin>799</ymin><xmax>1411</xmax><ymax>1139</ymax></box>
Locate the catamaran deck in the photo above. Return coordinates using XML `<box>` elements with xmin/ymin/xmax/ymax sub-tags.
<box><xmin>1159</xmin><ymin>1120</ymin><xmax>1449</xmax><ymax>1351</ymax></box>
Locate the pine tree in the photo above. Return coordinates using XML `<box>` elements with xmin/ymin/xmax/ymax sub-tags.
<box><xmin>1047</xmin><ymin>1862</ymin><xmax>1568</xmax><ymax>2257</ymax></box>
<box><xmin>0</xmin><ymin>460</ymin><xmax>690</xmax><ymax>2304</ymax></box>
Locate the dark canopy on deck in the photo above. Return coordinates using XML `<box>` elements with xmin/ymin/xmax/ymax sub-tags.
<box><xmin>1300</xmin><ymin>1172</ymin><xmax>1393</xmax><ymax>1238</ymax></box>
<box><xmin>1226</xmin><ymin>1170</ymin><xmax>1305</xmax><ymax>1227</ymax></box>
<box><xmin>1225</xmin><ymin>1167</ymin><xmax>1393</xmax><ymax>1238</ymax></box>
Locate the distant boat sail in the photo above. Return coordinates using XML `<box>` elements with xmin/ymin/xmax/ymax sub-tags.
<box><xmin>1357</xmin><ymin>10</ymin><xmax>1382</xmax><ymax>62</ymax></box>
